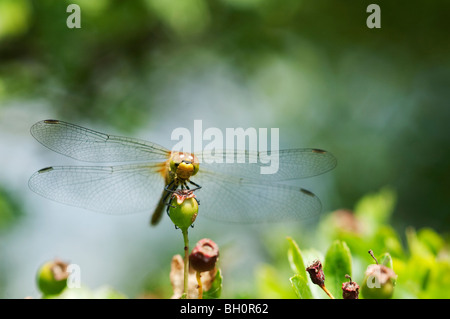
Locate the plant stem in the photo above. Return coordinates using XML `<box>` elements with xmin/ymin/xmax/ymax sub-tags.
<box><xmin>196</xmin><ymin>271</ymin><xmax>203</xmax><ymax>299</ymax></box>
<box><xmin>321</xmin><ymin>285</ymin><xmax>335</xmax><ymax>299</ymax></box>
<box><xmin>368</xmin><ymin>249</ymin><xmax>378</xmax><ymax>264</ymax></box>
<box><xmin>182</xmin><ymin>228</ymin><xmax>189</xmax><ymax>299</ymax></box>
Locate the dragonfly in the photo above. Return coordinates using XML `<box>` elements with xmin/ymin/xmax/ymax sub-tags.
<box><xmin>28</xmin><ymin>120</ymin><xmax>337</xmax><ymax>224</ymax></box>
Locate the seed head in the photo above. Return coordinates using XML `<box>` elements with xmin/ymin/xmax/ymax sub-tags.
<box><xmin>306</xmin><ymin>260</ymin><xmax>325</xmax><ymax>287</ymax></box>
<box><xmin>189</xmin><ymin>238</ymin><xmax>219</xmax><ymax>272</ymax></box>
<box><xmin>342</xmin><ymin>274</ymin><xmax>360</xmax><ymax>299</ymax></box>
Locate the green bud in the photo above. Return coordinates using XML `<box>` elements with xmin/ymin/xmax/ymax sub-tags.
<box><xmin>361</xmin><ymin>250</ymin><xmax>397</xmax><ymax>299</ymax></box>
<box><xmin>169</xmin><ymin>190</ymin><xmax>198</xmax><ymax>230</ymax></box>
<box><xmin>36</xmin><ymin>259</ymin><xmax>69</xmax><ymax>296</ymax></box>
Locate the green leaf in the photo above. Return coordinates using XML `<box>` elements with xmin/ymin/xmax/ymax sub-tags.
<box><xmin>379</xmin><ymin>252</ymin><xmax>397</xmax><ymax>287</ymax></box>
<box><xmin>203</xmin><ymin>268</ymin><xmax>223</xmax><ymax>299</ymax></box>
<box><xmin>290</xmin><ymin>274</ymin><xmax>313</xmax><ymax>299</ymax></box>
<box><xmin>286</xmin><ymin>237</ymin><xmax>313</xmax><ymax>299</ymax></box>
<box><xmin>379</xmin><ymin>252</ymin><xmax>393</xmax><ymax>269</ymax></box>
<box><xmin>286</xmin><ymin>237</ymin><xmax>306</xmax><ymax>278</ymax></box>
<box><xmin>324</xmin><ymin>240</ymin><xmax>352</xmax><ymax>299</ymax></box>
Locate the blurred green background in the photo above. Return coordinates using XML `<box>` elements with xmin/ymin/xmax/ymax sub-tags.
<box><xmin>0</xmin><ymin>0</ymin><xmax>449</xmax><ymax>298</ymax></box>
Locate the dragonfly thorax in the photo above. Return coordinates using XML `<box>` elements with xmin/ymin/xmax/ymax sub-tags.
<box><xmin>169</xmin><ymin>152</ymin><xmax>199</xmax><ymax>181</ymax></box>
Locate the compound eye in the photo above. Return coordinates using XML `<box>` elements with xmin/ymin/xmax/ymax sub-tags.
<box><xmin>192</xmin><ymin>162</ymin><xmax>199</xmax><ymax>176</ymax></box>
<box><xmin>189</xmin><ymin>154</ymin><xmax>200</xmax><ymax>176</ymax></box>
<box><xmin>169</xmin><ymin>157</ymin><xmax>180</xmax><ymax>172</ymax></box>
<box><xmin>170</xmin><ymin>152</ymin><xmax>187</xmax><ymax>171</ymax></box>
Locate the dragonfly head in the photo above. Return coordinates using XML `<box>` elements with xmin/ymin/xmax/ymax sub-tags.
<box><xmin>169</xmin><ymin>152</ymin><xmax>199</xmax><ymax>180</ymax></box>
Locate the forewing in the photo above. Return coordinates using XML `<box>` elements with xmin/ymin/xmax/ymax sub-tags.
<box><xmin>31</xmin><ymin>120</ymin><xmax>170</xmax><ymax>163</ymax></box>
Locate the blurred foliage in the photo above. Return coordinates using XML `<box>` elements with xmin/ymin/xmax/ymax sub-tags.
<box><xmin>47</xmin><ymin>285</ymin><xmax>127</xmax><ymax>299</ymax></box>
<box><xmin>0</xmin><ymin>186</ymin><xmax>23</xmax><ymax>232</ymax></box>
<box><xmin>263</xmin><ymin>188</ymin><xmax>450</xmax><ymax>299</ymax></box>
<box><xmin>0</xmin><ymin>187</ymin><xmax>22</xmax><ymax>296</ymax></box>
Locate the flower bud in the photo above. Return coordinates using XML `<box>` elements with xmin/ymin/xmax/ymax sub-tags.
<box><xmin>168</xmin><ymin>190</ymin><xmax>198</xmax><ymax>230</ymax></box>
<box><xmin>342</xmin><ymin>274</ymin><xmax>359</xmax><ymax>299</ymax></box>
<box><xmin>306</xmin><ymin>260</ymin><xmax>325</xmax><ymax>288</ymax></box>
<box><xmin>36</xmin><ymin>259</ymin><xmax>69</xmax><ymax>296</ymax></box>
<box><xmin>189</xmin><ymin>238</ymin><xmax>219</xmax><ymax>272</ymax></box>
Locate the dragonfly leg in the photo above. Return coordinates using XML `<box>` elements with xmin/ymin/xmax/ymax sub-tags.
<box><xmin>164</xmin><ymin>184</ymin><xmax>179</xmax><ymax>217</ymax></box>
<box><xmin>188</xmin><ymin>180</ymin><xmax>202</xmax><ymax>191</ymax></box>
<box><xmin>188</xmin><ymin>181</ymin><xmax>201</xmax><ymax>205</ymax></box>
<box><xmin>164</xmin><ymin>179</ymin><xmax>176</xmax><ymax>192</ymax></box>
<box><xmin>165</xmin><ymin>199</ymin><xmax>177</xmax><ymax>215</ymax></box>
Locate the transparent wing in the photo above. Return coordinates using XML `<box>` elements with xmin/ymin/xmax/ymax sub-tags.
<box><xmin>191</xmin><ymin>169</ymin><xmax>322</xmax><ymax>223</ymax></box>
<box><xmin>28</xmin><ymin>164</ymin><xmax>166</xmax><ymax>214</ymax></box>
<box><xmin>29</xmin><ymin>121</ymin><xmax>335</xmax><ymax>222</ymax></box>
<box><xmin>29</xmin><ymin>164</ymin><xmax>323</xmax><ymax>222</ymax></box>
<box><xmin>198</xmin><ymin>148</ymin><xmax>336</xmax><ymax>182</ymax></box>
<box><xmin>31</xmin><ymin>120</ymin><xmax>170</xmax><ymax>163</ymax></box>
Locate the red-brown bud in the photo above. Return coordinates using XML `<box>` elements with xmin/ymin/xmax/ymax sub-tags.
<box><xmin>189</xmin><ymin>238</ymin><xmax>219</xmax><ymax>273</ymax></box>
<box><xmin>306</xmin><ymin>260</ymin><xmax>325</xmax><ymax>287</ymax></box>
<box><xmin>342</xmin><ymin>274</ymin><xmax>359</xmax><ymax>299</ymax></box>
